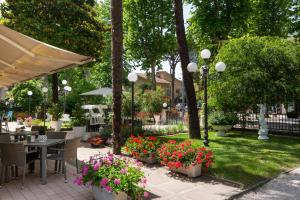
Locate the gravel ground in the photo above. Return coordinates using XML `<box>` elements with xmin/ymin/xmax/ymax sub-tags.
<box><xmin>237</xmin><ymin>168</ymin><xmax>300</xmax><ymax>200</ymax></box>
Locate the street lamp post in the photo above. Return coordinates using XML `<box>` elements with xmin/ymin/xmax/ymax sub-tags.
<box><xmin>42</xmin><ymin>87</ymin><xmax>48</xmax><ymax>128</ymax></box>
<box><xmin>187</xmin><ymin>49</ymin><xmax>226</xmax><ymax>146</ymax></box>
<box><xmin>63</xmin><ymin>85</ymin><xmax>72</xmax><ymax>114</ymax></box>
<box><xmin>27</xmin><ymin>91</ymin><xmax>33</xmax><ymax>116</ymax></box>
<box><xmin>127</xmin><ymin>72</ymin><xmax>138</xmax><ymax>134</ymax></box>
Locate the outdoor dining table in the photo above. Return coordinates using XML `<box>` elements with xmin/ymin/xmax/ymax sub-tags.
<box><xmin>23</xmin><ymin>139</ymin><xmax>65</xmax><ymax>185</ymax></box>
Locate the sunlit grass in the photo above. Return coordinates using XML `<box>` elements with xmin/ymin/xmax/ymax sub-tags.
<box><xmin>160</xmin><ymin>132</ymin><xmax>300</xmax><ymax>188</ymax></box>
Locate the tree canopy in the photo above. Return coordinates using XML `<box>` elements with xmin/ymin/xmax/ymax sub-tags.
<box><xmin>209</xmin><ymin>36</ymin><xmax>300</xmax><ymax>112</ymax></box>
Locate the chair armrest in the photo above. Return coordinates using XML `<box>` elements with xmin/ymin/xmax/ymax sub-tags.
<box><xmin>48</xmin><ymin>148</ymin><xmax>64</xmax><ymax>152</ymax></box>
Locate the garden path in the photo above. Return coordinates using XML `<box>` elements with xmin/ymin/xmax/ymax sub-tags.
<box><xmin>237</xmin><ymin>168</ymin><xmax>300</xmax><ymax>200</ymax></box>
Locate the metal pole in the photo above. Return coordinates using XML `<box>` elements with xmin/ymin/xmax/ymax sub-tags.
<box><xmin>131</xmin><ymin>82</ymin><xmax>134</xmax><ymax>134</ymax></box>
<box><xmin>203</xmin><ymin>63</ymin><xmax>209</xmax><ymax>147</ymax></box>
<box><xmin>64</xmin><ymin>91</ymin><xmax>66</xmax><ymax>114</ymax></box>
<box><xmin>43</xmin><ymin>95</ymin><xmax>46</xmax><ymax>128</ymax></box>
<box><xmin>28</xmin><ymin>96</ymin><xmax>31</xmax><ymax>116</ymax></box>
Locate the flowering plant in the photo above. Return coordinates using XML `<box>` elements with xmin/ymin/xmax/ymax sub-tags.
<box><xmin>24</xmin><ymin>116</ymin><xmax>32</xmax><ymax>122</ymax></box>
<box><xmin>125</xmin><ymin>135</ymin><xmax>161</xmax><ymax>158</ymax></box>
<box><xmin>157</xmin><ymin>140</ymin><xmax>213</xmax><ymax>169</ymax></box>
<box><xmin>74</xmin><ymin>153</ymin><xmax>148</xmax><ymax>199</ymax></box>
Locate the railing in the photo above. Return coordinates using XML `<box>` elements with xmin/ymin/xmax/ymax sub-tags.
<box><xmin>234</xmin><ymin>113</ymin><xmax>300</xmax><ymax>135</ymax></box>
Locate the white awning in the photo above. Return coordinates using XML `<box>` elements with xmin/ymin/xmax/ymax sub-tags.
<box><xmin>0</xmin><ymin>24</ymin><xmax>93</xmax><ymax>87</ymax></box>
<box><xmin>80</xmin><ymin>87</ymin><xmax>113</xmax><ymax>96</ymax></box>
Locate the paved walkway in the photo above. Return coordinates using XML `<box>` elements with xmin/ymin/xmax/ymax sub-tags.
<box><xmin>237</xmin><ymin>168</ymin><xmax>300</xmax><ymax>200</ymax></box>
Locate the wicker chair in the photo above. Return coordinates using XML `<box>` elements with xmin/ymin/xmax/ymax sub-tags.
<box><xmin>0</xmin><ymin>143</ymin><xmax>37</xmax><ymax>189</ymax></box>
<box><xmin>47</xmin><ymin>137</ymin><xmax>80</xmax><ymax>183</ymax></box>
<box><xmin>0</xmin><ymin>134</ymin><xmax>10</xmax><ymax>185</ymax></box>
<box><xmin>46</xmin><ymin>131</ymin><xmax>67</xmax><ymax>173</ymax></box>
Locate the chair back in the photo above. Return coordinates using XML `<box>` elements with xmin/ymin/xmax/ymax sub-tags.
<box><xmin>64</xmin><ymin>137</ymin><xmax>80</xmax><ymax>162</ymax></box>
<box><xmin>1</xmin><ymin>143</ymin><xmax>26</xmax><ymax>166</ymax></box>
<box><xmin>0</xmin><ymin>134</ymin><xmax>10</xmax><ymax>143</ymax></box>
<box><xmin>46</xmin><ymin>131</ymin><xmax>67</xmax><ymax>139</ymax></box>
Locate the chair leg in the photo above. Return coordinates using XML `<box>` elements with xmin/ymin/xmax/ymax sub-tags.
<box><xmin>0</xmin><ymin>165</ymin><xmax>5</xmax><ymax>188</ymax></box>
<box><xmin>21</xmin><ymin>166</ymin><xmax>25</xmax><ymax>190</ymax></box>
<box><xmin>54</xmin><ymin>160</ymin><xmax>58</xmax><ymax>173</ymax></box>
<box><xmin>58</xmin><ymin>161</ymin><xmax>62</xmax><ymax>174</ymax></box>
<box><xmin>75</xmin><ymin>159</ymin><xmax>79</xmax><ymax>174</ymax></box>
<box><xmin>63</xmin><ymin>161</ymin><xmax>67</xmax><ymax>183</ymax></box>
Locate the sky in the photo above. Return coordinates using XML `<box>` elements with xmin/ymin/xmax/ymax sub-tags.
<box><xmin>0</xmin><ymin>0</ymin><xmax>191</xmax><ymax>79</ymax></box>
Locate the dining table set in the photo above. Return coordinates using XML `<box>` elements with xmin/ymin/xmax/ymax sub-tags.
<box><xmin>0</xmin><ymin>130</ymin><xmax>66</xmax><ymax>185</ymax></box>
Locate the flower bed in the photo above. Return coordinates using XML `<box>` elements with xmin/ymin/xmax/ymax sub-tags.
<box><xmin>74</xmin><ymin>153</ymin><xmax>149</xmax><ymax>199</ymax></box>
<box><xmin>157</xmin><ymin>140</ymin><xmax>213</xmax><ymax>177</ymax></box>
<box><xmin>125</xmin><ymin>135</ymin><xmax>160</xmax><ymax>164</ymax></box>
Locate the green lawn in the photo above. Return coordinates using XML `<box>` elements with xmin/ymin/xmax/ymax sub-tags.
<box><xmin>160</xmin><ymin>132</ymin><xmax>300</xmax><ymax>188</ymax></box>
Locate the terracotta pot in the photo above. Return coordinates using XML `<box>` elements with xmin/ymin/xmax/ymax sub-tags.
<box><xmin>92</xmin><ymin>186</ymin><xmax>128</xmax><ymax>200</ymax></box>
<box><xmin>170</xmin><ymin>164</ymin><xmax>202</xmax><ymax>178</ymax></box>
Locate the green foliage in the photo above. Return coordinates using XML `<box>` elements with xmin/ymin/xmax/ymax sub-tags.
<box><xmin>124</xmin><ymin>0</ymin><xmax>175</xmax><ymax>71</ymax></box>
<box><xmin>71</xmin><ymin>104</ymin><xmax>88</xmax><ymax>126</ymax></box>
<box><xmin>187</xmin><ymin>0</ymin><xmax>251</xmax><ymax>51</ymax></box>
<box><xmin>48</xmin><ymin>103</ymin><xmax>63</xmax><ymax>121</ymax></box>
<box><xmin>122</xmin><ymin>91</ymin><xmax>142</xmax><ymax>118</ymax></box>
<box><xmin>10</xmin><ymin>80</ymin><xmax>43</xmax><ymax>114</ymax></box>
<box><xmin>208</xmin><ymin>111</ymin><xmax>238</xmax><ymax>126</ymax></box>
<box><xmin>209</xmin><ymin>36</ymin><xmax>300</xmax><ymax>112</ymax></box>
<box><xmin>141</xmin><ymin>87</ymin><xmax>165</xmax><ymax>115</ymax></box>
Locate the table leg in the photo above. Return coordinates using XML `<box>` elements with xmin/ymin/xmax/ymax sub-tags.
<box><xmin>40</xmin><ymin>146</ymin><xmax>47</xmax><ymax>185</ymax></box>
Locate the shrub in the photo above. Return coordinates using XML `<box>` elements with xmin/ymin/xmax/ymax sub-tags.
<box><xmin>157</xmin><ymin>140</ymin><xmax>213</xmax><ymax>169</ymax></box>
<box><xmin>48</xmin><ymin>103</ymin><xmax>63</xmax><ymax>121</ymax></box>
<box><xmin>125</xmin><ymin>135</ymin><xmax>161</xmax><ymax>158</ymax></box>
<box><xmin>74</xmin><ymin>153</ymin><xmax>148</xmax><ymax>198</ymax></box>
<box><xmin>71</xmin><ymin>104</ymin><xmax>88</xmax><ymax>126</ymax></box>
<box><xmin>208</xmin><ymin>111</ymin><xmax>238</xmax><ymax>126</ymax></box>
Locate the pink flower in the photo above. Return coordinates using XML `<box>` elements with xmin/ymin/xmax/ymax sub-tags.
<box><xmin>105</xmin><ymin>186</ymin><xmax>112</xmax><ymax>193</ymax></box>
<box><xmin>120</xmin><ymin>168</ymin><xmax>127</xmax><ymax>174</ymax></box>
<box><xmin>93</xmin><ymin>162</ymin><xmax>100</xmax><ymax>171</ymax></box>
<box><xmin>144</xmin><ymin>191</ymin><xmax>149</xmax><ymax>198</ymax></box>
<box><xmin>82</xmin><ymin>165</ymin><xmax>89</xmax><ymax>176</ymax></box>
<box><xmin>100</xmin><ymin>178</ymin><xmax>109</xmax><ymax>187</ymax></box>
<box><xmin>114</xmin><ymin>179</ymin><xmax>121</xmax><ymax>185</ymax></box>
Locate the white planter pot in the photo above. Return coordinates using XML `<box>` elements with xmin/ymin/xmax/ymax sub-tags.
<box><xmin>212</xmin><ymin>125</ymin><xmax>232</xmax><ymax>137</ymax></box>
<box><xmin>50</xmin><ymin>120</ymin><xmax>62</xmax><ymax>131</ymax></box>
<box><xmin>135</xmin><ymin>154</ymin><xmax>157</xmax><ymax>164</ymax></box>
<box><xmin>92</xmin><ymin>186</ymin><xmax>128</xmax><ymax>200</ymax></box>
<box><xmin>153</xmin><ymin>114</ymin><xmax>161</xmax><ymax>125</ymax></box>
<box><xmin>73</xmin><ymin>126</ymin><xmax>86</xmax><ymax>138</ymax></box>
<box><xmin>171</xmin><ymin>164</ymin><xmax>202</xmax><ymax>178</ymax></box>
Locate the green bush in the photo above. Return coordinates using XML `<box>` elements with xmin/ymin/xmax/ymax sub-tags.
<box><xmin>208</xmin><ymin>111</ymin><xmax>239</xmax><ymax>126</ymax></box>
<box><xmin>71</xmin><ymin>104</ymin><xmax>88</xmax><ymax>126</ymax></box>
<box><xmin>48</xmin><ymin>103</ymin><xmax>63</xmax><ymax>121</ymax></box>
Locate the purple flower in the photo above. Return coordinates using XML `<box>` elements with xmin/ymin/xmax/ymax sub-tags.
<box><xmin>73</xmin><ymin>176</ymin><xmax>83</xmax><ymax>186</ymax></box>
<box><xmin>114</xmin><ymin>179</ymin><xmax>121</xmax><ymax>185</ymax></box>
<box><xmin>120</xmin><ymin>168</ymin><xmax>127</xmax><ymax>174</ymax></box>
<box><xmin>100</xmin><ymin>178</ymin><xmax>109</xmax><ymax>187</ymax></box>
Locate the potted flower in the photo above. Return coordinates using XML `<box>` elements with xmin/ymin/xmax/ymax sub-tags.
<box><xmin>125</xmin><ymin>135</ymin><xmax>160</xmax><ymax>164</ymax></box>
<box><xmin>74</xmin><ymin>153</ymin><xmax>149</xmax><ymax>200</ymax></box>
<box><xmin>157</xmin><ymin>140</ymin><xmax>213</xmax><ymax>178</ymax></box>
<box><xmin>208</xmin><ymin>111</ymin><xmax>239</xmax><ymax>136</ymax></box>
<box><xmin>48</xmin><ymin>103</ymin><xmax>63</xmax><ymax>131</ymax></box>
<box><xmin>24</xmin><ymin>116</ymin><xmax>33</xmax><ymax>127</ymax></box>
<box><xmin>71</xmin><ymin>104</ymin><xmax>88</xmax><ymax>139</ymax></box>
<box><xmin>87</xmin><ymin>135</ymin><xmax>104</xmax><ymax>148</ymax></box>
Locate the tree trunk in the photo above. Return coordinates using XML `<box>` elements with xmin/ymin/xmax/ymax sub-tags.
<box><xmin>151</xmin><ymin>65</ymin><xmax>156</xmax><ymax>90</ymax></box>
<box><xmin>170</xmin><ymin>64</ymin><xmax>176</xmax><ymax>106</ymax></box>
<box><xmin>51</xmin><ymin>73</ymin><xmax>59</xmax><ymax>103</ymax></box>
<box><xmin>173</xmin><ymin>0</ymin><xmax>201</xmax><ymax>139</ymax></box>
<box><xmin>111</xmin><ymin>0</ymin><xmax>123</xmax><ymax>154</ymax></box>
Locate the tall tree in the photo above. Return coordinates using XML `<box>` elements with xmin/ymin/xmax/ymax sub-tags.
<box><xmin>249</xmin><ymin>0</ymin><xmax>293</xmax><ymax>37</ymax></box>
<box><xmin>1</xmin><ymin>0</ymin><xmax>105</xmax><ymax>102</ymax></box>
<box><xmin>187</xmin><ymin>0</ymin><xmax>251</xmax><ymax>51</ymax></box>
<box><xmin>173</xmin><ymin>0</ymin><xmax>201</xmax><ymax>139</ymax></box>
<box><xmin>111</xmin><ymin>0</ymin><xmax>123</xmax><ymax>154</ymax></box>
<box><xmin>124</xmin><ymin>0</ymin><xmax>175</xmax><ymax>90</ymax></box>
